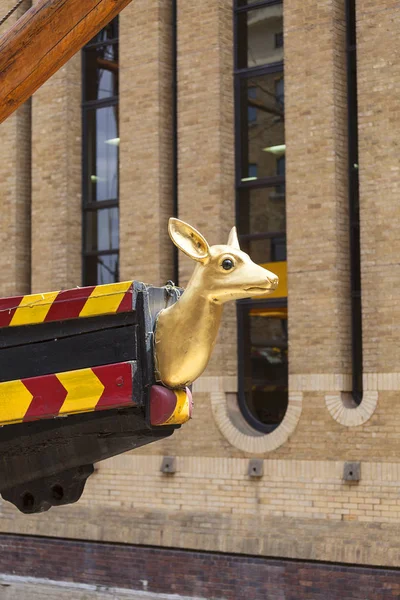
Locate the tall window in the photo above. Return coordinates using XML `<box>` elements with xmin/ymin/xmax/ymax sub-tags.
<box><xmin>82</xmin><ymin>18</ymin><xmax>119</xmax><ymax>285</ymax></box>
<box><xmin>234</xmin><ymin>0</ymin><xmax>287</xmax><ymax>433</ymax></box>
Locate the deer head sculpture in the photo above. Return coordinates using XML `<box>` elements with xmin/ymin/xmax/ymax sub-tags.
<box><xmin>154</xmin><ymin>218</ymin><xmax>279</xmax><ymax>389</ymax></box>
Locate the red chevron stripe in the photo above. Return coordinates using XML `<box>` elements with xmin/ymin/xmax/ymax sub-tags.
<box><xmin>116</xmin><ymin>285</ymin><xmax>134</xmax><ymax>312</ymax></box>
<box><xmin>92</xmin><ymin>362</ymin><xmax>134</xmax><ymax>410</ymax></box>
<box><xmin>44</xmin><ymin>287</ymin><xmax>95</xmax><ymax>322</ymax></box>
<box><xmin>23</xmin><ymin>374</ymin><xmax>68</xmax><ymax>422</ymax></box>
<box><xmin>0</xmin><ymin>295</ymin><xmax>23</xmax><ymax>327</ymax></box>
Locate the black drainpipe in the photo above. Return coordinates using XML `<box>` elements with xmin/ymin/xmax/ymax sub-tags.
<box><xmin>172</xmin><ymin>0</ymin><xmax>179</xmax><ymax>286</ymax></box>
<box><xmin>346</xmin><ymin>0</ymin><xmax>363</xmax><ymax>404</ymax></box>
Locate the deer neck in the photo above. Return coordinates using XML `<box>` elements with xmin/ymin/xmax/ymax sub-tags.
<box><xmin>173</xmin><ymin>285</ymin><xmax>223</xmax><ymax>335</ymax></box>
<box><xmin>154</xmin><ymin>284</ymin><xmax>223</xmax><ymax>388</ymax></box>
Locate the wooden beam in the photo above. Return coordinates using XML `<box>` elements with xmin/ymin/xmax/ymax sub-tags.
<box><xmin>0</xmin><ymin>0</ymin><xmax>132</xmax><ymax>124</ymax></box>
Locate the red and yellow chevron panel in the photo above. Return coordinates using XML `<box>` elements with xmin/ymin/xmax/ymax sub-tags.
<box><xmin>0</xmin><ymin>362</ymin><xmax>135</xmax><ymax>426</ymax></box>
<box><xmin>149</xmin><ymin>385</ymin><xmax>193</xmax><ymax>426</ymax></box>
<box><xmin>0</xmin><ymin>281</ymin><xmax>134</xmax><ymax>328</ymax></box>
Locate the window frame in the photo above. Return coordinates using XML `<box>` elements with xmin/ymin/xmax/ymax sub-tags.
<box><xmin>81</xmin><ymin>22</ymin><xmax>119</xmax><ymax>286</ymax></box>
<box><xmin>234</xmin><ymin>0</ymin><xmax>287</xmax><ymax>433</ymax></box>
<box><xmin>234</xmin><ymin>62</ymin><xmax>285</xmax><ymax>189</ymax></box>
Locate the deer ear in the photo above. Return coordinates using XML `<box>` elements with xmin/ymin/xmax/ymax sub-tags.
<box><xmin>227</xmin><ymin>226</ymin><xmax>240</xmax><ymax>250</ymax></box>
<box><xmin>168</xmin><ymin>218</ymin><xmax>210</xmax><ymax>263</ymax></box>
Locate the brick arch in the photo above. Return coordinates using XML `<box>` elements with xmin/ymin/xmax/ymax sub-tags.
<box><xmin>325</xmin><ymin>391</ymin><xmax>378</xmax><ymax>427</ymax></box>
<box><xmin>210</xmin><ymin>390</ymin><xmax>302</xmax><ymax>453</ymax></box>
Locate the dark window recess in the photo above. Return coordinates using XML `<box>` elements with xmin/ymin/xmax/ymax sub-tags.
<box><xmin>271</xmin><ymin>234</ymin><xmax>286</xmax><ymax>261</ymax></box>
<box><xmin>234</xmin><ymin>0</ymin><xmax>287</xmax><ymax>433</ymax></box>
<box><xmin>248</xmin><ymin>163</ymin><xmax>258</xmax><ymax>178</ymax></box>
<box><xmin>275</xmin><ymin>77</ymin><xmax>284</xmax><ymax>108</ymax></box>
<box><xmin>275</xmin><ymin>154</ymin><xmax>285</xmax><ymax>197</ymax></box>
<box><xmin>248</xmin><ymin>86</ymin><xmax>258</xmax><ymax>123</ymax></box>
<box><xmin>346</xmin><ymin>0</ymin><xmax>363</xmax><ymax>404</ymax></box>
<box><xmin>237</xmin><ymin>300</ymin><xmax>288</xmax><ymax>433</ymax></box>
<box><xmin>82</xmin><ymin>17</ymin><xmax>119</xmax><ymax>285</ymax></box>
<box><xmin>275</xmin><ymin>31</ymin><xmax>283</xmax><ymax>48</ymax></box>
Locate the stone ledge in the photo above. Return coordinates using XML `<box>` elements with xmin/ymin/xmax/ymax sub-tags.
<box><xmin>290</xmin><ymin>373</ymin><xmax>400</xmax><ymax>392</ymax></box>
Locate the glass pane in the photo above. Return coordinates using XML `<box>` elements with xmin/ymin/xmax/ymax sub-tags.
<box><xmin>86</xmin><ymin>207</ymin><xmax>119</xmax><ymax>252</ymax></box>
<box><xmin>85</xmin><ymin>253</ymin><xmax>119</xmax><ymax>286</ymax></box>
<box><xmin>237</xmin><ymin>0</ymin><xmax>281</xmax><ymax>6</ymax></box>
<box><xmin>241</xmin><ymin>309</ymin><xmax>288</xmax><ymax>430</ymax></box>
<box><xmin>244</xmin><ymin>235</ymin><xmax>286</xmax><ymax>264</ymax></box>
<box><xmin>239</xmin><ymin>73</ymin><xmax>284</xmax><ymax>181</ymax></box>
<box><xmin>238</xmin><ymin>186</ymin><xmax>286</xmax><ymax>237</ymax></box>
<box><xmin>89</xmin><ymin>18</ymin><xmax>119</xmax><ymax>44</ymax></box>
<box><xmin>84</xmin><ymin>43</ymin><xmax>118</xmax><ymax>101</ymax></box>
<box><xmin>237</xmin><ymin>4</ymin><xmax>283</xmax><ymax>69</ymax></box>
<box><xmin>85</xmin><ymin>106</ymin><xmax>119</xmax><ymax>203</ymax></box>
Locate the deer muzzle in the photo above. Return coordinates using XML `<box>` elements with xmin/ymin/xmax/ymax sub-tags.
<box><xmin>244</xmin><ymin>275</ymin><xmax>279</xmax><ymax>293</ymax></box>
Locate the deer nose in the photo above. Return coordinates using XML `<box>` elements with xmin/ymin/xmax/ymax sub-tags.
<box><xmin>269</xmin><ymin>276</ymin><xmax>279</xmax><ymax>290</ymax></box>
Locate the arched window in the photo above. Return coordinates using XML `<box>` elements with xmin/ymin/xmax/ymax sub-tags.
<box><xmin>234</xmin><ymin>0</ymin><xmax>287</xmax><ymax>433</ymax></box>
<box><xmin>82</xmin><ymin>18</ymin><xmax>119</xmax><ymax>285</ymax></box>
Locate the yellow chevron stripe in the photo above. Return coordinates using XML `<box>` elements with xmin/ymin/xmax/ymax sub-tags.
<box><xmin>79</xmin><ymin>281</ymin><xmax>132</xmax><ymax>318</ymax></box>
<box><xmin>0</xmin><ymin>380</ymin><xmax>33</xmax><ymax>425</ymax></box>
<box><xmin>10</xmin><ymin>291</ymin><xmax>59</xmax><ymax>326</ymax></box>
<box><xmin>163</xmin><ymin>389</ymin><xmax>191</xmax><ymax>425</ymax></box>
<box><xmin>57</xmin><ymin>368</ymin><xmax>105</xmax><ymax>415</ymax></box>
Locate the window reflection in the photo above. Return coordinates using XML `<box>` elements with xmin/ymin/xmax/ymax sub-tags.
<box><xmin>87</xmin><ymin>106</ymin><xmax>119</xmax><ymax>203</ymax></box>
<box><xmin>84</xmin><ymin>44</ymin><xmax>118</xmax><ymax>102</ymax></box>
<box><xmin>82</xmin><ymin>18</ymin><xmax>119</xmax><ymax>286</ymax></box>
<box><xmin>237</xmin><ymin>4</ymin><xmax>283</xmax><ymax>69</ymax></box>
<box><xmin>91</xmin><ymin>19</ymin><xmax>118</xmax><ymax>44</ymax></box>
<box><xmin>235</xmin><ymin>1</ymin><xmax>287</xmax><ymax>433</ymax></box>
<box><xmin>240</xmin><ymin>73</ymin><xmax>284</xmax><ymax>181</ymax></box>
<box><xmin>238</xmin><ymin>186</ymin><xmax>286</xmax><ymax>236</ymax></box>
<box><xmin>85</xmin><ymin>254</ymin><xmax>119</xmax><ymax>286</ymax></box>
<box><xmin>243</xmin><ymin>236</ymin><xmax>286</xmax><ymax>265</ymax></box>
<box><xmin>86</xmin><ymin>207</ymin><xmax>119</xmax><ymax>252</ymax></box>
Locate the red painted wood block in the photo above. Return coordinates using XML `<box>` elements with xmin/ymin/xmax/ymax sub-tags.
<box><xmin>149</xmin><ymin>385</ymin><xmax>193</xmax><ymax>426</ymax></box>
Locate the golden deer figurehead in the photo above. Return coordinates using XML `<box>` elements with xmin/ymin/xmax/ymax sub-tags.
<box><xmin>154</xmin><ymin>219</ymin><xmax>279</xmax><ymax>389</ymax></box>
<box><xmin>168</xmin><ymin>218</ymin><xmax>278</xmax><ymax>303</ymax></box>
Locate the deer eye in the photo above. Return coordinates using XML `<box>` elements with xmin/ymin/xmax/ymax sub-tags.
<box><xmin>222</xmin><ymin>258</ymin><xmax>234</xmax><ymax>271</ymax></box>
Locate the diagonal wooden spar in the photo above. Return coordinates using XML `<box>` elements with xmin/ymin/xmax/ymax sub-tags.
<box><xmin>0</xmin><ymin>0</ymin><xmax>132</xmax><ymax>124</ymax></box>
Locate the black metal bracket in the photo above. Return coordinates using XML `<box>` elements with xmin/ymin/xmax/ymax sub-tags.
<box><xmin>2</xmin><ymin>465</ymin><xmax>94</xmax><ymax>514</ymax></box>
<box><xmin>0</xmin><ymin>284</ymin><xmax>181</xmax><ymax>513</ymax></box>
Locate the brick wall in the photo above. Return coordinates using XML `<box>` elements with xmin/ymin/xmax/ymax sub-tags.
<box><xmin>357</xmin><ymin>1</ymin><xmax>400</xmax><ymax>373</ymax></box>
<box><xmin>119</xmin><ymin>0</ymin><xmax>174</xmax><ymax>286</ymax></box>
<box><xmin>2</xmin><ymin>0</ymin><xmax>400</xmax><ymax>591</ymax></box>
<box><xmin>0</xmin><ymin>0</ymin><xmax>32</xmax><ymax>296</ymax></box>
<box><xmin>0</xmin><ymin>534</ymin><xmax>399</xmax><ymax>600</ymax></box>
<box><xmin>31</xmin><ymin>52</ymin><xmax>82</xmax><ymax>293</ymax></box>
<box><xmin>285</xmin><ymin>0</ymin><xmax>351</xmax><ymax>376</ymax></box>
<box><xmin>2</xmin><ymin>454</ymin><xmax>400</xmax><ymax>568</ymax></box>
<box><xmin>177</xmin><ymin>0</ymin><xmax>236</xmax><ymax>378</ymax></box>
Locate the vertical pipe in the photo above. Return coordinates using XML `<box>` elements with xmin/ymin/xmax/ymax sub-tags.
<box><xmin>172</xmin><ymin>0</ymin><xmax>179</xmax><ymax>286</ymax></box>
<box><xmin>346</xmin><ymin>0</ymin><xmax>363</xmax><ymax>403</ymax></box>
<box><xmin>81</xmin><ymin>48</ymin><xmax>86</xmax><ymax>286</ymax></box>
